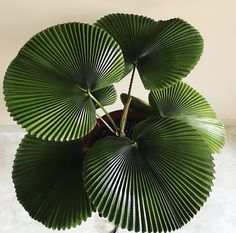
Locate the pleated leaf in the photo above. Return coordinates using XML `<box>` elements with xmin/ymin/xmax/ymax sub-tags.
<box><xmin>149</xmin><ymin>82</ymin><xmax>225</xmax><ymax>153</ymax></box>
<box><xmin>4</xmin><ymin>22</ymin><xmax>124</xmax><ymax>141</ymax></box>
<box><xmin>13</xmin><ymin>134</ymin><xmax>93</xmax><ymax>230</ymax></box>
<box><xmin>120</xmin><ymin>93</ymin><xmax>156</xmax><ymax>117</ymax></box>
<box><xmin>92</xmin><ymin>85</ymin><xmax>117</xmax><ymax>108</ymax></box>
<box><xmin>83</xmin><ymin>117</ymin><xmax>214</xmax><ymax>232</ymax></box>
<box><xmin>96</xmin><ymin>13</ymin><xmax>203</xmax><ymax>89</ymax></box>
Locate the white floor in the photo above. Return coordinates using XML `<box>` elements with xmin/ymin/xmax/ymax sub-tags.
<box><xmin>0</xmin><ymin>127</ymin><xmax>236</xmax><ymax>233</ymax></box>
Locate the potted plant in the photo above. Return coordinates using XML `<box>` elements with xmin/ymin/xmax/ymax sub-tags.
<box><xmin>3</xmin><ymin>13</ymin><xmax>225</xmax><ymax>232</ymax></box>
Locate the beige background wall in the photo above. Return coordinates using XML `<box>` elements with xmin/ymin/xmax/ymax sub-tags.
<box><xmin>0</xmin><ymin>0</ymin><xmax>236</xmax><ymax>125</ymax></box>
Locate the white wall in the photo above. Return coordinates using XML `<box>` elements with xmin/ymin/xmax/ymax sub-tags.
<box><xmin>0</xmin><ymin>0</ymin><xmax>236</xmax><ymax>125</ymax></box>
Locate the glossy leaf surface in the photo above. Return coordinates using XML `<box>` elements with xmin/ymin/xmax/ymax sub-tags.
<box><xmin>93</xmin><ymin>85</ymin><xmax>117</xmax><ymax>108</ymax></box>
<box><xmin>84</xmin><ymin>117</ymin><xmax>214</xmax><ymax>232</ymax></box>
<box><xmin>96</xmin><ymin>14</ymin><xmax>203</xmax><ymax>89</ymax></box>
<box><xmin>13</xmin><ymin>134</ymin><xmax>93</xmax><ymax>229</ymax></box>
<box><xmin>149</xmin><ymin>82</ymin><xmax>225</xmax><ymax>153</ymax></box>
<box><xmin>4</xmin><ymin>23</ymin><xmax>124</xmax><ymax>141</ymax></box>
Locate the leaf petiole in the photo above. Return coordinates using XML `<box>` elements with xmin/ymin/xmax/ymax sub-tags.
<box><xmin>89</xmin><ymin>92</ymin><xmax>119</xmax><ymax>133</ymax></box>
<box><xmin>119</xmin><ymin>64</ymin><xmax>136</xmax><ymax>137</ymax></box>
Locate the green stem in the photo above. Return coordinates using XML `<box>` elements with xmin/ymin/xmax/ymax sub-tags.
<box><xmin>119</xmin><ymin>96</ymin><xmax>132</xmax><ymax>137</ymax></box>
<box><xmin>89</xmin><ymin>92</ymin><xmax>119</xmax><ymax>133</ymax></box>
<box><xmin>75</xmin><ymin>84</ymin><xmax>87</xmax><ymax>93</ymax></box>
<box><xmin>96</xmin><ymin>112</ymin><xmax>115</xmax><ymax>134</ymax></box>
<box><xmin>119</xmin><ymin>65</ymin><xmax>136</xmax><ymax>137</ymax></box>
<box><xmin>127</xmin><ymin>64</ymin><xmax>136</xmax><ymax>96</ymax></box>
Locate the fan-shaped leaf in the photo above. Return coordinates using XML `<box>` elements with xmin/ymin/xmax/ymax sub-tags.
<box><xmin>13</xmin><ymin>134</ymin><xmax>93</xmax><ymax>230</ymax></box>
<box><xmin>4</xmin><ymin>23</ymin><xmax>124</xmax><ymax>141</ymax></box>
<box><xmin>96</xmin><ymin>14</ymin><xmax>203</xmax><ymax>89</ymax></box>
<box><xmin>120</xmin><ymin>93</ymin><xmax>156</xmax><ymax>117</ymax></box>
<box><xmin>83</xmin><ymin>117</ymin><xmax>214</xmax><ymax>232</ymax></box>
<box><xmin>149</xmin><ymin>82</ymin><xmax>225</xmax><ymax>153</ymax></box>
<box><xmin>92</xmin><ymin>85</ymin><xmax>117</xmax><ymax>108</ymax></box>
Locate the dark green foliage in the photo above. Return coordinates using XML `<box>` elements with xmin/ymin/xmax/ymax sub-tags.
<box><xmin>3</xmin><ymin>13</ymin><xmax>225</xmax><ymax>233</ymax></box>
<box><xmin>4</xmin><ymin>23</ymin><xmax>124</xmax><ymax>141</ymax></box>
<box><xmin>93</xmin><ymin>86</ymin><xmax>117</xmax><ymax>108</ymax></box>
<box><xmin>96</xmin><ymin>14</ymin><xmax>203</xmax><ymax>89</ymax></box>
<box><xmin>120</xmin><ymin>93</ymin><xmax>156</xmax><ymax>117</ymax></box>
<box><xmin>84</xmin><ymin>118</ymin><xmax>214</xmax><ymax>232</ymax></box>
<box><xmin>13</xmin><ymin>134</ymin><xmax>93</xmax><ymax>229</ymax></box>
<box><xmin>149</xmin><ymin>82</ymin><xmax>225</xmax><ymax>153</ymax></box>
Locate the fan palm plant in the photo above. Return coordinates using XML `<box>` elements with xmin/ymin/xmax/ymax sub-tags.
<box><xmin>3</xmin><ymin>13</ymin><xmax>225</xmax><ymax>232</ymax></box>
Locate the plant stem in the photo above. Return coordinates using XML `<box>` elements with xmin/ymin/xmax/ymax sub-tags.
<box><xmin>119</xmin><ymin>65</ymin><xmax>136</xmax><ymax>137</ymax></box>
<box><xmin>119</xmin><ymin>96</ymin><xmax>132</xmax><ymax>137</ymax></box>
<box><xmin>96</xmin><ymin>112</ymin><xmax>115</xmax><ymax>134</ymax></box>
<box><xmin>89</xmin><ymin>92</ymin><xmax>119</xmax><ymax>133</ymax></box>
<box><xmin>127</xmin><ymin>64</ymin><xmax>136</xmax><ymax>96</ymax></box>
<box><xmin>111</xmin><ymin>225</ymin><xmax>118</xmax><ymax>233</ymax></box>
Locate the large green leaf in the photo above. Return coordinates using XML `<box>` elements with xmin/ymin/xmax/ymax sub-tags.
<box><xmin>4</xmin><ymin>23</ymin><xmax>124</xmax><ymax>141</ymax></box>
<box><xmin>149</xmin><ymin>82</ymin><xmax>225</xmax><ymax>153</ymax></box>
<box><xmin>83</xmin><ymin>117</ymin><xmax>214</xmax><ymax>232</ymax></box>
<box><xmin>13</xmin><ymin>134</ymin><xmax>93</xmax><ymax>230</ymax></box>
<box><xmin>96</xmin><ymin>14</ymin><xmax>203</xmax><ymax>89</ymax></box>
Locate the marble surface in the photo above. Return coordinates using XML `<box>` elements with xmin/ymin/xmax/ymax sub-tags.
<box><xmin>0</xmin><ymin>127</ymin><xmax>236</xmax><ymax>233</ymax></box>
